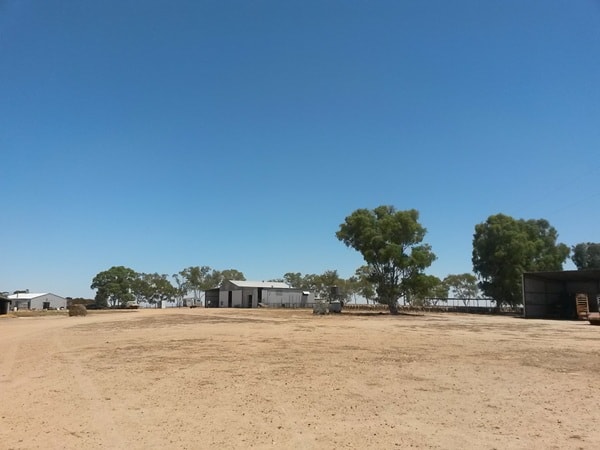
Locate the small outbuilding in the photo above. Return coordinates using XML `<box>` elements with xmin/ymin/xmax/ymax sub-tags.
<box><xmin>522</xmin><ymin>270</ymin><xmax>600</xmax><ymax>319</ymax></box>
<box><xmin>7</xmin><ymin>292</ymin><xmax>67</xmax><ymax>310</ymax></box>
<box><xmin>0</xmin><ymin>294</ymin><xmax>11</xmax><ymax>315</ymax></box>
<box><xmin>205</xmin><ymin>280</ymin><xmax>314</xmax><ymax>308</ymax></box>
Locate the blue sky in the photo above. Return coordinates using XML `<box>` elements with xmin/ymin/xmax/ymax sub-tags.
<box><xmin>1</xmin><ymin>1</ymin><xmax>599</xmax><ymax>298</ymax></box>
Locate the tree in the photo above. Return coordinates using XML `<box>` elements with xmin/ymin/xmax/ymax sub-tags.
<box><xmin>313</xmin><ymin>270</ymin><xmax>351</xmax><ymax>304</ymax></box>
<box><xmin>218</xmin><ymin>269</ymin><xmax>246</xmax><ymax>283</ymax></box>
<box><xmin>179</xmin><ymin>266</ymin><xmax>212</xmax><ymax>306</ymax></box>
<box><xmin>91</xmin><ymin>266</ymin><xmax>137</xmax><ymax>307</ymax></box>
<box><xmin>172</xmin><ymin>273</ymin><xmax>187</xmax><ymax>307</ymax></box>
<box><xmin>336</xmin><ymin>206</ymin><xmax>436</xmax><ymax>314</ymax></box>
<box><xmin>283</xmin><ymin>272</ymin><xmax>305</xmax><ymax>289</ymax></box>
<box><xmin>443</xmin><ymin>273</ymin><xmax>479</xmax><ymax>306</ymax></box>
<box><xmin>472</xmin><ymin>214</ymin><xmax>569</xmax><ymax>308</ymax></box>
<box><xmin>132</xmin><ymin>273</ymin><xmax>152</xmax><ymax>306</ymax></box>
<box><xmin>571</xmin><ymin>243</ymin><xmax>600</xmax><ymax>270</ymax></box>
<box><xmin>404</xmin><ymin>274</ymin><xmax>448</xmax><ymax>306</ymax></box>
<box><xmin>282</xmin><ymin>271</ymin><xmax>354</xmax><ymax>304</ymax></box>
<box><xmin>352</xmin><ymin>266</ymin><xmax>377</xmax><ymax>304</ymax></box>
<box><xmin>146</xmin><ymin>273</ymin><xmax>177</xmax><ymax>307</ymax></box>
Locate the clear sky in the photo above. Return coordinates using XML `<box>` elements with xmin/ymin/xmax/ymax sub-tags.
<box><xmin>1</xmin><ymin>1</ymin><xmax>599</xmax><ymax>298</ymax></box>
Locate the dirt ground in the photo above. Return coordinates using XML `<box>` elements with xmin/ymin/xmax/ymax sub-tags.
<box><xmin>1</xmin><ymin>308</ymin><xmax>599</xmax><ymax>449</ymax></box>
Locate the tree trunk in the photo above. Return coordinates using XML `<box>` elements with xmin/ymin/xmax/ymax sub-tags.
<box><xmin>388</xmin><ymin>301</ymin><xmax>399</xmax><ymax>315</ymax></box>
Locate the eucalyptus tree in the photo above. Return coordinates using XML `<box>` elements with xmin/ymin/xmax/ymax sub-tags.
<box><xmin>91</xmin><ymin>266</ymin><xmax>137</xmax><ymax>307</ymax></box>
<box><xmin>336</xmin><ymin>206</ymin><xmax>436</xmax><ymax>314</ymax></box>
<box><xmin>179</xmin><ymin>266</ymin><xmax>212</xmax><ymax>306</ymax></box>
<box><xmin>443</xmin><ymin>273</ymin><xmax>479</xmax><ymax>306</ymax></box>
<box><xmin>472</xmin><ymin>214</ymin><xmax>569</xmax><ymax>308</ymax></box>
<box><xmin>571</xmin><ymin>242</ymin><xmax>600</xmax><ymax>270</ymax></box>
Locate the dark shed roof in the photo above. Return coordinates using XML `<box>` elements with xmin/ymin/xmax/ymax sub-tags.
<box><xmin>523</xmin><ymin>269</ymin><xmax>600</xmax><ymax>283</ymax></box>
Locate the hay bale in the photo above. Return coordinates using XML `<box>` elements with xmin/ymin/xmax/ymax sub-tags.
<box><xmin>68</xmin><ymin>304</ymin><xmax>87</xmax><ymax>317</ymax></box>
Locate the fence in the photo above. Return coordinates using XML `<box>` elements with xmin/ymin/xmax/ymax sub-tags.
<box><xmin>232</xmin><ymin>297</ymin><xmax>523</xmax><ymax>315</ymax></box>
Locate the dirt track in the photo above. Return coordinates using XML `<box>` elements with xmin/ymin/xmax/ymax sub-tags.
<box><xmin>1</xmin><ymin>308</ymin><xmax>599</xmax><ymax>449</ymax></box>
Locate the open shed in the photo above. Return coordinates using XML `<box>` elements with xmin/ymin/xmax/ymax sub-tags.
<box><xmin>522</xmin><ymin>270</ymin><xmax>600</xmax><ymax>319</ymax></box>
<box><xmin>205</xmin><ymin>280</ymin><xmax>314</xmax><ymax>308</ymax></box>
<box><xmin>0</xmin><ymin>295</ymin><xmax>11</xmax><ymax>315</ymax></box>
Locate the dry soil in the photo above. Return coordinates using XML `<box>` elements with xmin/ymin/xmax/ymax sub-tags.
<box><xmin>1</xmin><ymin>308</ymin><xmax>599</xmax><ymax>449</ymax></box>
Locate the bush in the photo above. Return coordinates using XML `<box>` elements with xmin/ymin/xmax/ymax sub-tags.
<box><xmin>68</xmin><ymin>304</ymin><xmax>87</xmax><ymax>317</ymax></box>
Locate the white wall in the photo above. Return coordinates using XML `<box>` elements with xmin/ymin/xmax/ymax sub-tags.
<box><xmin>31</xmin><ymin>294</ymin><xmax>67</xmax><ymax>310</ymax></box>
<box><xmin>217</xmin><ymin>288</ymin><xmax>315</xmax><ymax>308</ymax></box>
<box><xmin>219</xmin><ymin>290</ymin><xmax>243</xmax><ymax>307</ymax></box>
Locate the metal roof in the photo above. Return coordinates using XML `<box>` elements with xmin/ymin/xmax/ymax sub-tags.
<box><xmin>523</xmin><ymin>269</ymin><xmax>600</xmax><ymax>283</ymax></box>
<box><xmin>227</xmin><ymin>280</ymin><xmax>291</xmax><ymax>289</ymax></box>
<box><xmin>7</xmin><ymin>293</ymin><xmax>50</xmax><ymax>300</ymax></box>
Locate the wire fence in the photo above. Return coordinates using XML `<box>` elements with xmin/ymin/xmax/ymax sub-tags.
<box><xmin>255</xmin><ymin>298</ymin><xmax>523</xmax><ymax>315</ymax></box>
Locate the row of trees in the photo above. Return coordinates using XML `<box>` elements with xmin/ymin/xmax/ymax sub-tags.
<box><xmin>90</xmin><ymin>266</ymin><xmax>245</xmax><ymax>308</ymax></box>
<box><xmin>337</xmin><ymin>206</ymin><xmax>599</xmax><ymax>314</ymax></box>
<box><xmin>90</xmin><ymin>264</ymin><xmax>479</xmax><ymax>310</ymax></box>
<box><xmin>272</xmin><ymin>270</ymin><xmax>477</xmax><ymax>306</ymax></box>
<box><xmin>90</xmin><ymin>205</ymin><xmax>598</xmax><ymax>313</ymax></box>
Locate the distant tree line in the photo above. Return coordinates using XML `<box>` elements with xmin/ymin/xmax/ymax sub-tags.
<box><xmin>90</xmin><ymin>206</ymin><xmax>598</xmax><ymax>312</ymax></box>
<box><xmin>90</xmin><ymin>266</ymin><xmax>246</xmax><ymax>308</ymax></box>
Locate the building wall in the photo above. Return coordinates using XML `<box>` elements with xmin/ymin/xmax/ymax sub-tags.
<box><xmin>261</xmin><ymin>289</ymin><xmax>314</xmax><ymax>307</ymax></box>
<box><xmin>213</xmin><ymin>287</ymin><xmax>315</xmax><ymax>308</ymax></box>
<box><xmin>240</xmin><ymin>288</ymin><xmax>258</xmax><ymax>308</ymax></box>
<box><xmin>219</xmin><ymin>290</ymin><xmax>242</xmax><ymax>307</ymax></box>
<box><xmin>30</xmin><ymin>294</ymin><xmax>67</xmax><ymax>310</ymax></box>
<box><xmin>0</xmin><ymin>299</ymin><xmax>10</xmax><ymax>315</ymax></box>
<box><xmin>205</xmin><ymin>289</ymin><xmax>220</xmax><ymax>307</ymax></box>
<box><xmin>523</xmin><ymin>277</ymin><xmax>562</xmax><ymax>318</ymax></box>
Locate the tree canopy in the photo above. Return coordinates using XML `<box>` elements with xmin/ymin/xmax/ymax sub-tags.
<box><xmin>90</xmin><ymin>266</ymin><xmax>137</xmax><ymax>307</ymax></box>
<box><xmin>472</xmin><ymin>214</ymin><xmax>569</xmax><ymax>308</ymax></box>
<box><xmin>281</xmin><ymin>270</ymin><xmax>352</xmax><ymax>304</ymax></box>
<box><xmin>571</xmin><ymin>242</ymin><xmax>600</xmax><ymax>270</ymax></box>
<box><xmin>405</xmin><ymin>274</ymin><xmax>448</xmax><ymax>306</ymax></box>
<box><xmin>443</xmin><ymin>273</ymin><xmax>479</xmax><ymax>306</ymax></box>
<box><xmin>336</xmin><ymin>206</ymin><xmax>436</xmax><ymax>314</ymax></box>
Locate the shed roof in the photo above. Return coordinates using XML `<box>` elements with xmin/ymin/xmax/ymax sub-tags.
<box><xmin>523</xmin><ymin>270</ymin><xmax>600</xmax><ymax>283</ymax></box>
<box><xmin>8</xmin><ymin>293</ymin><xmax>50</xmax><ymax>300</ymax></box>
<box><xmin>226</xmin><ymin>280</ymin><xmax>291</xmax><ymax>289</ymax></box>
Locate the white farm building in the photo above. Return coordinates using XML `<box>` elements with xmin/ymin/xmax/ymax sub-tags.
<box><xmin>8</xmin><ymin>292</ymin><xmax>67</xmax><ymax>310</ymax></box>
<box><xmin>205</xmin><ymin>280</ymin><xmax>314</xmax><ymax>308</ymax></box>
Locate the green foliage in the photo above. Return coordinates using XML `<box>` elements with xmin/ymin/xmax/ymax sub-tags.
<box><xmin>443</xmin><ymin>273</ymin><xmax>479</xmax><ymax>302</ymax></box>
<box><xmin>571</xmin><ymin>243</ymin><xmax>600</xmax><ymax>270</ymax></box>
<box><xmin>405</xmin><ymin>274</ymin><xmax>448</xmax><ymax>306</ymax></box>
<box><xmin>133</xmin><ymin>273</ymin><xmax>177</xmax><ymax>307</ymax></box>
<box><xmin>178</xmin><ymin>266</ymin><xmax>213</xmax><ymax>305</ymax></box>
<box><xmin>472</xmin><ymin>214</ymin><xmax>569</xmax><ymax>308</ymax></box>
<box><xmin>218</xmin><ymin>269</ymin><xmax>246</xmax><ymax>283</ymax></box>
<box><xmin>349</xmin><ymin>266</ymin><xmax>376</xmax><ymax>304</ymax></box>
<box><xmin>336</xmin><ymin>206</ymin><xmax>436</xmax><ymax>314</ymax></box>
<box><xmin>283</xmin><ymin>271</ymin><xmax>352</xmax><ymax>304</ymax></box>
<box><xmin>283</xmin><ymin>272</ymin><xmax>306</xmax><ymax>289</ymax></box>
<box><xmin>90</xmin><ymin>266</ymin><xmax>137</xmax><ymax>307</ymax></box>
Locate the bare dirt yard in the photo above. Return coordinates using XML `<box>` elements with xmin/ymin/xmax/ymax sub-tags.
<box><xmin>1</xmin><ymin>308</ymin><xmax>600</xmax><ymax>449</ymax></box>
